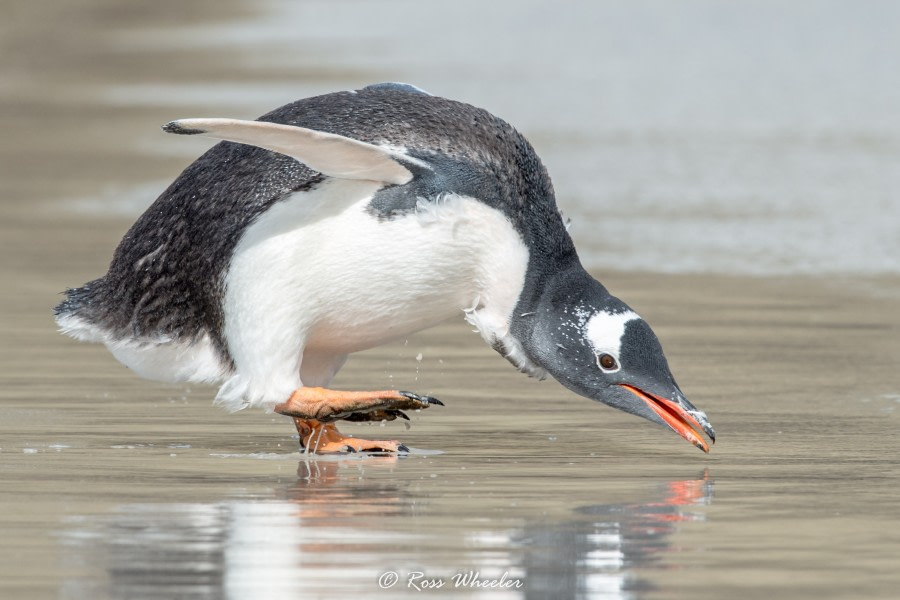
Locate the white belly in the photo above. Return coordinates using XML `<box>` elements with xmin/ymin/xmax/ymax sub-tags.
<box><xmin>216</xmin><ymin>178</ymin><xmax>528</xmax><ymax>410</ymax></box>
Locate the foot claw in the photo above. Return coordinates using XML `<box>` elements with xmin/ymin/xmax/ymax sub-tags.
<box><xmin>398</xmin><ymin>391</ymin><xmax>444</xmax><ymax>408</ymax></box>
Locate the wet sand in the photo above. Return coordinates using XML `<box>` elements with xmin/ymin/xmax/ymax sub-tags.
<box><xmin>3</xmin><ymin>1</ymin><xmax>900</xmax><ymax>598</ymax></box>
<box><xmin>3</xmin><ymin>213</ymin><xmax>899</xmax><ymax>598</ymax></box>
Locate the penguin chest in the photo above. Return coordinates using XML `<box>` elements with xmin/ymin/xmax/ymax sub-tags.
<box><xmin>223</xmin><ymin>179</ymin><xmax>529</xmax><ymax>356</ymax></box>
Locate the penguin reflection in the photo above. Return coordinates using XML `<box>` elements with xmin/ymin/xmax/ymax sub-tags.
<box><xmin>59</xmin><ymin>463</ymin><xmax>712</xmax><ymax>599</ymax></box>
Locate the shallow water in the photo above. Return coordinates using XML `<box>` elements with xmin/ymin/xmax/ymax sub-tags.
<box><xmin>4</xmin><ymin>264</ymin><xmax>899</xmax><ymax>599</ymax></box>
<box><xmin>2</xmin><ymin>1</ymin><xmax>900</xmax><ymax>599</ymax></box>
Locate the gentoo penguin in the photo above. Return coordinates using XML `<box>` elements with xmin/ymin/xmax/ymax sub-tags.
<box><xmin>55</xmin><ymin>82</ymin><xmax>715</xmax><ymax>453</ymax></box>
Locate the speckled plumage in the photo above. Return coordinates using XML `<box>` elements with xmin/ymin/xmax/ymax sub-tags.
<box><xmin>55</xmin><ymin>83</ymin><xmax>715</xmax><ymax>451</ymax></box>
<box><xmin>55</xmin><ymin>84</ymin><xmax>571</xmax><ymax>369</ymax></box>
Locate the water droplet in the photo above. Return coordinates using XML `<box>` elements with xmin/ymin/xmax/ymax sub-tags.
<box><xmin>415</xmin><ymin>353</ymin><xmax>423</xmax><ymax>362</ymax></box>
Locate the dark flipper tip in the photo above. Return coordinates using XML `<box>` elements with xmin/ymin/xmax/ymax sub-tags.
<box><xmin>397</xmin><ymin>444</ymin><xmax>411</xmax><ymax>453</ymax></box>
<box><xmin>161</xmin><ymin>121</ymin><xmax>206</xmax><ymax>135</ymax></box>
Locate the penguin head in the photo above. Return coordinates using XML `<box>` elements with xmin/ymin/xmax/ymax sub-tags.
<box><xmin>517</xmin><ymin>268</ymin><xmax>716</xmax><ymax>452</ymax></box>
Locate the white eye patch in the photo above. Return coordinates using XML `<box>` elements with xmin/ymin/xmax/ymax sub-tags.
<box><xmin>584</xmin><ymin>310</ymin><xmax>640</xmax><ymax>371</ymax></box>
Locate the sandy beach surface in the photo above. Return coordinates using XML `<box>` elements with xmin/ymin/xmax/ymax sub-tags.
<box><xmin>2</xmin><ymin>1</ymin><xmax>899</xmax><ymax>598</ymax></box>
<box><xmin>4</xmin><ymin>209</ymin><xmax>899</xmax><ymax>598</ymax></box>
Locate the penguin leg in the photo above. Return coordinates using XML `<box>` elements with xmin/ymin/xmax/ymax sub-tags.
<box><xmin>274</xmin><ymin>387</ymin><xmax>443</xmax><ymax>453</ymax></box>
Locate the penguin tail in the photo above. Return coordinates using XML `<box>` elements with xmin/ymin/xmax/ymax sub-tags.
<box><xmin>54</xmin><ymin>279</ymin><xmax>111</xmax><ymax>343</ymax></box>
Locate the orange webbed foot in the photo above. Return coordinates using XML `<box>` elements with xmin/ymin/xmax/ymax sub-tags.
<box><xmin>292</xmin><ymin>419</ymin><xmax>408</xmax><ymax>454</ymax></box>
<box><xmin>275</xmin><ymin>387</ymin><xmax>444</xmax><ymax>454</ymax></box>
<box><xmin>274</xmin><ymin>387</ymin><xmax>443</xmax><ymax>422</ymax></box>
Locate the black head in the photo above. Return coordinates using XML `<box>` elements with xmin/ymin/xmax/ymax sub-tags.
<box><xmin>515</xmin><ymin>267</ymin><xmax>716</xmax><ymax>451</ymax></box>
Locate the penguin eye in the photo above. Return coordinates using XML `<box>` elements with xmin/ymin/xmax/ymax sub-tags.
<box><xmin>597</xmin><ymin>353</ymin><xmax>618</xmax><ymax>371</ymax></box>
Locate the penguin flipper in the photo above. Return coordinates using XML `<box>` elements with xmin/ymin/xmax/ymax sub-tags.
<box><xmin>162</xmin><ymin>118</ymin><xmax>413</xmax><ymax>185</ymax></box>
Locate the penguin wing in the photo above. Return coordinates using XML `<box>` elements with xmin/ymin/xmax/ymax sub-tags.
<box><xmin>162</xmin><ymin>118</ymin><xmax>414</xmax><ymax>185</ymax></box>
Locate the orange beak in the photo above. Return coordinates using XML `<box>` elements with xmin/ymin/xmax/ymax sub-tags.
<box><xmin>619</xmin><ymin>384</ymin><xmax>714</xmax><ymax>453</ymax></box>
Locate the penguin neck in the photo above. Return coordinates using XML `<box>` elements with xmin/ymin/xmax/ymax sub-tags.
<box><xmin>464</xmin><ymin>245</ymin><xmax>587</xmax><ymax>380</ymax></box>
<box><xmin>507</xmin><ymin>256</ymin><xmax>601</xmax><ymax>369</ymax></box>
<box><xmin>517</xmin><ymin>250</ymin><xmax>591</xmax><ymax>323</ymax></box>
<box><xmin>461</xmin><ymin>195</ymin><xmax>583</xmax><ymax>379</ymax></box>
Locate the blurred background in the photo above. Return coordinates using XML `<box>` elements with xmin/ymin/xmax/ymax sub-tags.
<box><xmin>2</xmin><ymin>2</ymin><xmax>900</xmax><ymax>599</ymax></box>
<box><xmin>3</xmin><ymin>0</ymin><xmax>899</xmax><ymax>277</ymax></box>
